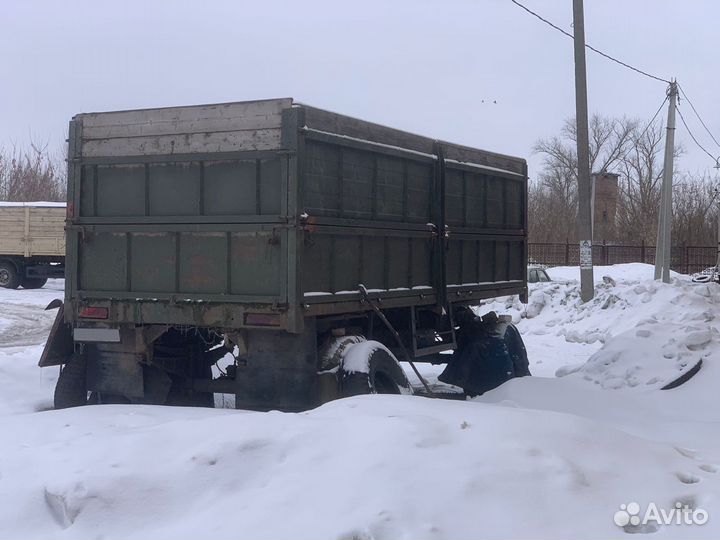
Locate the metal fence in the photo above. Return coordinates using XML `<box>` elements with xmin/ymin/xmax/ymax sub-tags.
<box><xmin>528</xmin><ymin>242</ymin><xmax>718</xmax><ymax>275</ymax></box>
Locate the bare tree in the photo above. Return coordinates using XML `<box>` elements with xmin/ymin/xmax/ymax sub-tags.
<box><xmin>0</xmin><ymin>141</ymin><xmax>66</xmax><ymax>202</ymax></box>
<box><xmin>613</xmin><ymin>122</ymin><xmax>672</xmax><ymax>244</ymax></box>
<box><xmin>530</xmin><ymin>115</ymin><xmax>635</xmax><ymax>242</ymax></box>
<box><xmin>672</xmin><ymin>172</ymin><xmax>719</xmax><ymax>246</ymax></box>
<box><xmin>529</xmin><ymin>112</ymin><xmax>714</xmax><ymax>247</ymax></box>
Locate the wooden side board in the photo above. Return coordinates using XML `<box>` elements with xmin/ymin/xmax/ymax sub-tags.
<box><xmin>0</xmin><ymin>206</ymin><xmax>66</xmax><ymax>257</ymax></box>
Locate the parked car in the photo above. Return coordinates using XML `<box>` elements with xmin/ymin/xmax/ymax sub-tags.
<box><xmin>527</xmin><ymin>267</ymin><xmax>551</xmax><ymax>283</ymax></box>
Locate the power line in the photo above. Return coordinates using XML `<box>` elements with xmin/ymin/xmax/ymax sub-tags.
<box><xmin>510</xmin><ymin>0</ymin><xmax>670</xmax><ymax>84</ymax></box>
<box><xmin>677</xmin><ymin>84</ymin><xmax>720</xmax><ymax>150</ymax></box>
<box><xmin>676</xmin><ymin>103</ymin><xmax>720</xmax><ymax>166</ymax></box>
<box><xmin>613</xmin><ymin>94</ymin><xmax>669</xmax><ymax>166</ymax></box>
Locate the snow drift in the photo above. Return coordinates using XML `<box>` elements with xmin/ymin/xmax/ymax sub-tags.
<box><xmin>1</xmin><ymin>267</ymin><xmax>720</xmax><ymax>539</ymax></box>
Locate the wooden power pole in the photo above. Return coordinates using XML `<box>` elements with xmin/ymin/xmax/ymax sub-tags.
<box><xmin>572</xmin><ymin>0</ymin><xmax>594</xmax><ymax>301</ymax></box>
<box><xmin>654</xmin><ymin>81</ymin><xmax>678</xmax><ymax>283</ymax></box>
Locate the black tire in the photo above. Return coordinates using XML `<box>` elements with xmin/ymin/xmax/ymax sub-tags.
<box><xmin>21</xmin><ymin>277</ymin><xmax>48</xmax><ymax>289</ymax></box>
<box><xmin>0</xmin><ymin>261</ymin><xmax>20</xmax><ymax>289</ymax></box>
<box><xmin>340</xmin><ymin>342</ymin><xmax>411</xmax><ymax>397</ymax></box>
<box><xmin>319</xmin><ymin>334</ymin><xmax>366</xmax><ymax>371</ymax></box>
<box><xmin>54</xmin><ymin>353</ymin><xmax>90</xmax><ymax>409</ymax></box>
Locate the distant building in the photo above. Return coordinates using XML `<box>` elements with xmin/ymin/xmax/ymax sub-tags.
<box><xmin>591</xmin><ymin>172</ymin><xmax>619</xmax><ymax>243</ymax></box>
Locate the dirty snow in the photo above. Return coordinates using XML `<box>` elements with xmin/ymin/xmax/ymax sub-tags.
<box><xmin>1</xmin><ymin>265</ymin><xmax>720</xmax><ymax>539</ymax></box>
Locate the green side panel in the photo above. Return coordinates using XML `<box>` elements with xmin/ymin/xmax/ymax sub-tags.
<box><xmin>203</xmin><ymin>160</ymin><xmax>256</xmax><ymax>215</ymax></box>
<box><xmin>302</xmin><ymin>235</ymin><xmax>332</xmax><ymax>293</ymax></box>
<box><xmin>230</xmin><ymin>232</ymin><xmax>281</xmax><ymax>296</ymax></box>
<box><xmin>445</xmin><ymin>167</ymin><xmax>524</xmax><ymax>231</ymax></box>
<box><xmin>303</xmin><ymin>140</ymin><xmax>433</xmax><ymax>224</ymax></box>
<box><xmin>79</xmin><ymin>232</ymin><xmax>127</xmax><ymax>291</ymax></box>
<box><xmin>486</xmin><ymin>177</ymin><xmax>505</xmax><ymax>227</ymax></box>
<box><xmin>78</xmin><ymin>157</ymin><xmax>283</xmax><ymax>219</ymax></box>
<box><xmin>361</xmin><ymin>236</ymin><xmax>385</xmax><ymax>289</ymax></box>
<box><xmin>446</xmin><ymin>236</ymin><xmax>525</xmax><ymax>286</ymax></box>
<box><xmin>178</xmin><ymin>233</ymin><xmax>228</xmax><ymax>294</ymax></box>
<box><xmin>301</xmin><ymin>230</ymin><xmax>434</xmax><ymax>294</ymax></box>
<box><xmin>465</xmin><ymin>172</ymin><xmax>487</xmax><ymax>228</ymax></box>
<box><xmin>80</xmin><ymin>166</ymin><xmax>95</xmax><ymax>216</ymax></box>
<box><xmin>478</xmin><ymin>241</ymin><xmax>495</xmax><ymax>279</ymax></box>
<box><xmin>130</xmin><ymin>233</ymin><xmax>176</xmax><ymax>292</ymax></box>
<box><xmin>495</xmin><ymin>241</ymin><xmax>509</xmax><ymax>281</ymax></box>
<box><xmin>77</xmin><ymin>228</ymin><xmax>285</xmax><ymax>301</ymax></box>
<box><xmin>505</xmin><ymin>180</ymin><xmax>523</xmax><ymax>228</ymax></box>
<box><xmin>406</xmin><ymin>162</ymin><xmax>432</xmax><ymax>224</ymax></box>
<box><xmin>96</xmin><ymin>164</ymin><xmax>146</xmax><ymax>217</ymax></box>
<box><xmin>259</xmin><ymin>158</ymin><xmax>282</xmax><ymax>215</ymax></box>
<box><xmin>305</xmin><ymin>142</ymin><xmax>341</xmax><ymax>217</ymax></box>
<box><xmin>332</xmin><ymin>235</ymin><xmax>362</xmax><ymax>292</ymax></box>
<box><xmin>342</xmin><ymin>148</ymin><xmax>373</xmax><ymax>219</ymax></box>
<box><xmin>375</xmin><ymin>155</ymin><xmax>404</xmax><ymax>221</ymax></box>
<box><xmin>409</xmin><ymin>237</ymin><xmax>432</xmax><ymax>288</ymax></box>
<box><xmin>508</xmin><ymin>239</ymin><xmax>524</xmax><ymax>281</ymax></box>
<box><xmin>148</xmin><ymin>163</ymin><xmax>201</xmax><ymax>216</ymax></box>
<box><xmin>446</xmin><ymin>168</ymin><xmax>465</xmax><ymax>228</ymax></box>
<box><xmin>387</xmin><ymin>237</ymin><xmax>410</xmax><ymax>288</ymax></box>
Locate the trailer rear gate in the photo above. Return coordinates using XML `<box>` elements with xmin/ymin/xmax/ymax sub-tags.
<box><xmin>66</xmin><ymin>98</ymin><xmax>526</xmax><ymax>331</ymax></box>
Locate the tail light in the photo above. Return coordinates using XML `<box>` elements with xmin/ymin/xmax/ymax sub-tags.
<box><xmin>78</xmin><ymin>306</ymin><xmax>108</xmax><ymax>319</ymax></box>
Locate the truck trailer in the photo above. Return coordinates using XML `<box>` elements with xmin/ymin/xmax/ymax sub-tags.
<box><xmin>40</xmin><ymin>98</ymin><xmax>528</xmax><ymax>410</ymax></box>
<box><xmin>0</xmin><ymin>202</ymin><xmax>65</xmax><ymax>289</ymax></box>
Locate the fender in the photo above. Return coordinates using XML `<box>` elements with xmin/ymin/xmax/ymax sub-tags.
<box><xmin>38</xmin><ymin>301</ymin><xmax>74</xmax><ymax>367</ymax></box>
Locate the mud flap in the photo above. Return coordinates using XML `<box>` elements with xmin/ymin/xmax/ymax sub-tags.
<box><xmin>38</xmin><ymin>301</ymin><xmax>74</xmax><ymax>367</ymax></box>
<box><xmin>86</xmin><ymin>347</ymin><xmax>145</xmax><ymax>400</ymax></box>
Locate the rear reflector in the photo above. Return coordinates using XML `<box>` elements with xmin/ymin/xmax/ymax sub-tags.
<box><xmin>78</xmin><ymin>306</ymin><xmax>109</xmax><ymax>319</ymax></box>
<box><xmin>244</xmin><ymin>313</ymin><xmax>281</xmax><ymax>327</ymax></box>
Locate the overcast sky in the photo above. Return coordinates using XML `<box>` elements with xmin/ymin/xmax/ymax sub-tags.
<box><xmin>1</xmin><ymin>0</ymin><xmax>718</xmax><ymax>181</ymax></box>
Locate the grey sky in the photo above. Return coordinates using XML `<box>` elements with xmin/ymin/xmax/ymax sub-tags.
<box><xmin>1</xmin><ymin>0</ymin><xmax>718</xmax><ymax>181</ymax></box>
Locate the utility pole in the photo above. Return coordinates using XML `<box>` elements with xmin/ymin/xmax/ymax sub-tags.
<box><xmin>572</xmin><ymin>0</ymin><xmax>594</xmax><ymax>301</ymax></box>
<box><xmin>654</xmin><ymin>81</ymin><xmax>678</xmax><ymax>283</ymax></box>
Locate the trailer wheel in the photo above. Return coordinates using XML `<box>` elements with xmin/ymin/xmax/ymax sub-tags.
<box><xmin>340</xmin><ymin>341</ymin><xmax>411</xmax><ymax>396</ymax></box>
<box><xmin>54</xmin><ymin>353</ymin><xmax>90</xmax><ymax>409</ymax></box>
<box><xmin>0</xmin><ymin>261</ymin><xmax>20</xmax><ymax>289</ymax></box>
<box><xmin>21</xmin><ymin>277</ymin><xmax>48</xmax><ymax>289</ymax></box>
<box><xmin>319</xmin><ymin>334</ymin><xmax>366</xmax><ymax>371</ymax></box>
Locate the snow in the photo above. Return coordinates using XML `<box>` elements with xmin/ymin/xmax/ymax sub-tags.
<box><xmin>547</xmin><ymin>262</ymin><xmax>682</xmax><ymax>284</ymax></box>
<box><xmin>1</xmin><ymin>265</ymin><xmax>720</xmax><ymax>538</ymax></box>
<box><xmin>341</xmin><ymin>340</ymin><xmax>386</xmax><ymax>374</ymax></box>
<box><xmin>0</xmin><ymin>201</ymin><xmax>66</xmax><ymax>208</ymax></box>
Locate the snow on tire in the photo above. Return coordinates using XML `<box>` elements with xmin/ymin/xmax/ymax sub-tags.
<box><xmin>340</xmin><ymin>340</ymin><xmax>411</xmax><ymax>396</ymax></box>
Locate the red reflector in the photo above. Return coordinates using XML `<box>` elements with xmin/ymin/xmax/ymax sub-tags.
<box><xmin>244</xmin><ymin>313</ymin><xmax>281</xmax><ymax>327</ymax></box>
<box><xmin>78</xmin><ymin>306</ymin><xmax>108</xmax><ymax>319</ymax></box>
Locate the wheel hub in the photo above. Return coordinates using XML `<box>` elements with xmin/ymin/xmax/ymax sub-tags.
<box><xmin>0</xmin><ymin>269</ymin><xmax>9</xmax><ymax>286</ymax></box>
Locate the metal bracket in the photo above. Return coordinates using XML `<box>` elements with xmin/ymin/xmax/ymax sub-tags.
<box><xmin>358</xmin><ymin>284</ymin><xmax>434</xmax><ymax>395</ymax></box>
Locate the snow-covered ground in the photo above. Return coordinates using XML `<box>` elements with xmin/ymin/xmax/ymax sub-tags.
<box><xmin>1</xmin><ymin>266</ymin><xmax>719</xmax><ymax>539</ymax></box>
